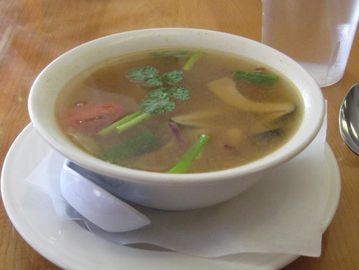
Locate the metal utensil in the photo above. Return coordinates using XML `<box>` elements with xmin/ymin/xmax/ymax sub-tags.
<box><xmin>339</xmin><ymin>83</ymin><xmax>359</xmax><ymax>155</ymax></box>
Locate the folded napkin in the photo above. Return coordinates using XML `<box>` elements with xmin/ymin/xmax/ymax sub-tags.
<box><xmin>25</xmin><ymin>117</ymin><xmax>329</xmax><ymax>258</ymax></box>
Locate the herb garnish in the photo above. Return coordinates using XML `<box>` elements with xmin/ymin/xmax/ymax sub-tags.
<box><xmin>127</xmin><ymin>66</ymin><xmax>190</xmax><ymax>114</ymax></box>
<box><xmin>99</xmin><ymin>49</ymin><xmax>204</xmax><ymax>136</ymax></box>
<box><xmin>99</xmin><ymin>66</ymin><xmax>190</xmax><ymax>135</ymax></box>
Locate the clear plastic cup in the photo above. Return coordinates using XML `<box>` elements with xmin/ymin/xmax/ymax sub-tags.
<box><xmin>262</xmin><ymin>0</ymin><xmax>359</xmax><ymax>87</ymax></box>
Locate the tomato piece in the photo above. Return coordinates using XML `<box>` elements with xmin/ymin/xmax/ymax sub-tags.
<box><xmin>63</xmin><ymin>102</ymin><xmax>126</xmax><ymax>134</ymax></box>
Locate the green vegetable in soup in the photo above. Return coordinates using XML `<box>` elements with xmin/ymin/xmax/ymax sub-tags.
<box><xmin>182</xmin><ymin>50</ymin><xmax>203</xmax><ymax>71</ymax></box>
<box><xmin>57</xmin><ymin>48</ymin><xmax>303</xmax><ymax>173</ymax></box>
<box><xmin>167</xmin><ymin>134</ymin><xmax>210</xmax><ymax>173</ymax></box>
<box><xmin>161</xmin><ymin>70</ymin><xmax>185</xmax><ymax>85</ymax></box>
<box><xmin>149</xmin><ymin>86</ymin><xmax>190</xmax><ymax>101</ymax></box>
<box><xmin>98</xmin><ymin>111</ymin><xmax>143</xmax><ymax>136</ymax></box>
<box><xmin>100</xmin><ymin>66</ymin><xmax>191</xmax><ymax>135</ymax></box>
<box><xmin>150</xmin><ymin>50</ymin><xmax>203</xmax><ymax>71</ymax></box>
<box><xmin>234</xmin><ymin>69</ymin><xmax>279</xmax><ymax>86</ymax></box>
<box><xmin>99</xmin><ymin>52</ymin><xmax>201</xmax><ymax>136</ymax></box>
<box><xmin>127</xmin><ymin>66</ymin><xmax>159</xmax><ymax>85</ymax></box>
<box><xmin>141</xmin><ymin>97</ymin><xmax>175</xmax><ymax>115</ymax></box>
<box><xmin>143</xmin><ymin>86</ymin><xmax>190</xmax><ymax>114</ymax></box>
<box><xmin>150</xmin><ymin>50</ymin><xmax>190</xmax><ymax>59</ymax></box>
<box><xmin>115</xmin><ymin>112</ymin><xmax>151</xmax><ymax>133</ymax></box>
<box><xmin>131</xmin><ymin>67</ymin><xmax>190</xmax><ymax>114</ymax></box>
<box><xmin>127</xmin><ymin>67</ymin><xmax>185</xmax><ymax>87</ymax></box>
<box><xmin>102</xmin><ymin>130</ymin><xmax>161</xmax><ymax>162</ymax></box>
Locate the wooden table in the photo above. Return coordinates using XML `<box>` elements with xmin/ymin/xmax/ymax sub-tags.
<box><xmin>0</xmin><ymin>1</ymin><xmax>358</xmax><ymax>269</ymax></box>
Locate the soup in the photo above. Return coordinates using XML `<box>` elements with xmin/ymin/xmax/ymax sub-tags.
<box><xmin>56</xmin><ymin>49</ymin><xmax>303</xmax><ymax>173</ymax></box>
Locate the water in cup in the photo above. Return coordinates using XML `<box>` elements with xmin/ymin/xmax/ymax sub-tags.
<box><xmin>262</xmin><ymin>0</ymin><xmax>359</xmax><ymax>87</ymax></box>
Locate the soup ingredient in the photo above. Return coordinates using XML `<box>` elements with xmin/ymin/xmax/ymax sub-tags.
<box><xmin>99</xmin><ymin>66</ymin><xmax>190</xmax><ymax>135</ymax></box>
<box><xmin>207</xmin><ymin>77</ymin><xmax>294</xmax><ymax>113</ymax></box>
<box><xmin>168</xmin><ymin>120</ymin><xmax>184</xmax><ymax>144</ymax></box>
<box><xmin>235</xmin><ymin>69</ymin><xmax>279</xmax><ymax>86</ymax></box>
<box><xmin>171</xmin><ymin>109</ymin><xmax>226</xmax><ymax>127</ymax></box>
<box><xmin>99</xmin><ymin>111</ymin><xmax>144</xmax><ymax>136</ymax></box>
<box><xmin>128</xmin><ymin>67</ymin><xmax>184</xmax><ymax>88</ymax></box>
<box><xmin>168</xmin><ymin>134</ymin><xmax>210</xmax><ymax>173</ymax></box>
<box><xmin>64</xmin><ymin>102</ymin><xmax>125</xmax><ymax>134</ymax></box>
<box><xmin>254</xmin><ymin>128</ymin><xmax>283</xmax><ymax>147</ymax></box>
<box><xmin>57</xmin><ymin>48</ymin><xmax>303</xmax><ymax>173</ymax></box>
<box><xmin>114</xmin><ymin>111</ymin><xmax>151</xmax><ymax>134</ymax></box>
<box><xmin>151</xmin><ymin>50</ymin><xmax>190</xmax><ymax>59</ymax></box>
<box><xmin>128</xmin><ymin>67</ymin><xmax>190</xmax><ymax>113</ymax></box>
<box><xmin>182</xmin><ymin>50</ymin><xmax>203</xmax><ymax>71</ymax></box>
<box><xmin>151</xmin><ymin>50</ymin><xmax>203</xmax><ymax>72</ymax></box>
<box><xmin>102</xmin><ymin>131</ymin><xmax>161</xmax><ymax>162</ymax></box>
<box><xmin>141</xmin><ymin>85</ymin><xmax>189</xmax><ymax>113</ymax></box>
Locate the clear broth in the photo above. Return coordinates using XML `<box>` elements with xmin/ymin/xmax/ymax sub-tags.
<box><xmin>56</xmin><ymin>49</ymin><xmax>303</xmax><ymax>173</ymax></box>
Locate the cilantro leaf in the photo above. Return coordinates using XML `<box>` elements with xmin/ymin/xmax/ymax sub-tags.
<box><xmin>169</xmin><ymin>86</ymin><xmax>190</xmax><ymax>101</ymax></box>
<box><xmin>142</xmin><ymin>97</ymin><xmax>176</xmax><ymax>114</ymax></box>
<box><xmin>148</xmin><ymin>88</ymin><xmax>169</xmax><ymax>99</ymax></box>
<box><xmin>127</xmin><ymin>66</ymin><xmax>190</xmax><ymax>116</ymax></box>
<box><xmin>144</xmin><ymin>76</ymin><xmax>163</xmax><ymax>87</ymax></box>
<box><xmin>102</xmin><ymin>64</ymin><xmax>192</xmax><ymax>135</ymax></box>
<box><xmin>127</xmin><ymin>66</ymin><xmax>158</xmax><ymax>82</ymax></box>
<box><xmin>161</xmin><ymin>70</ymin><xmax>183</xmax><ymax>85</ymax></box>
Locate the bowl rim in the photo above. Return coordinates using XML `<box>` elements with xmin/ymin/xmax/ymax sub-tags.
<box><xmin>28</xmin><ymin>27</ymin><xmax>325</xmax><ymax>185</ymax></box>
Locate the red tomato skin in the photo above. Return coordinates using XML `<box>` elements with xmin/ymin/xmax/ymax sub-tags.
<box><xmin>64</xmin><ymin>102</ymin><xmax>126</xmax><ymax>134</ymax></box>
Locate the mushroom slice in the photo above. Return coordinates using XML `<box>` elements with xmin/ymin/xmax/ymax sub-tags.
<box><xmin>207</xmin><ymin>77</ymin><xmax>295</xmax><ymax>113</ymax></box>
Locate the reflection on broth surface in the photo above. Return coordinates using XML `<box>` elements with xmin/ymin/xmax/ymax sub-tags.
<box><xmin>56</xmin><ymin>49</ymin><xmax>303</xmax><ymax>173</ymax></box>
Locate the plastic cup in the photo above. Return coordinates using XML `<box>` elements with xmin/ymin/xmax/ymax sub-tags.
<box><xmin>262</xmin><ymin>0</ymin><xmax>359</xmax><ymax>87</ymax></box>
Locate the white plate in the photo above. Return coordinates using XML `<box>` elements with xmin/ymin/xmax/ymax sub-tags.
<box><xmin>1</xmin><ymin>124</ymin><xmax>340</xmax><ymax>270</ymax></box>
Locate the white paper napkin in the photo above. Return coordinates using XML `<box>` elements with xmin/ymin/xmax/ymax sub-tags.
<box><xmin>25</xmin><ymin>117</ymin><xmax>328</xmax><ymax>258</ymax></box>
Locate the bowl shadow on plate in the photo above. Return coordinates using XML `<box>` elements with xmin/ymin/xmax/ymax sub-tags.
<box><xmin>63</xmin><ymin>177</ymin><xmax>279</xmax><ymax>256</ymax></box>
<box><xmin>66</xmin><ymin>203</ymin><xmax>285</xmax><ymax>265</ymax></box>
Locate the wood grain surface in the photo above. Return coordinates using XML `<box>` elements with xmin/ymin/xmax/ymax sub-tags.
<box><xmin>0</xmin><ymin>1</ymin><xmax>358</xmax><ymax>269</ymax></box>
